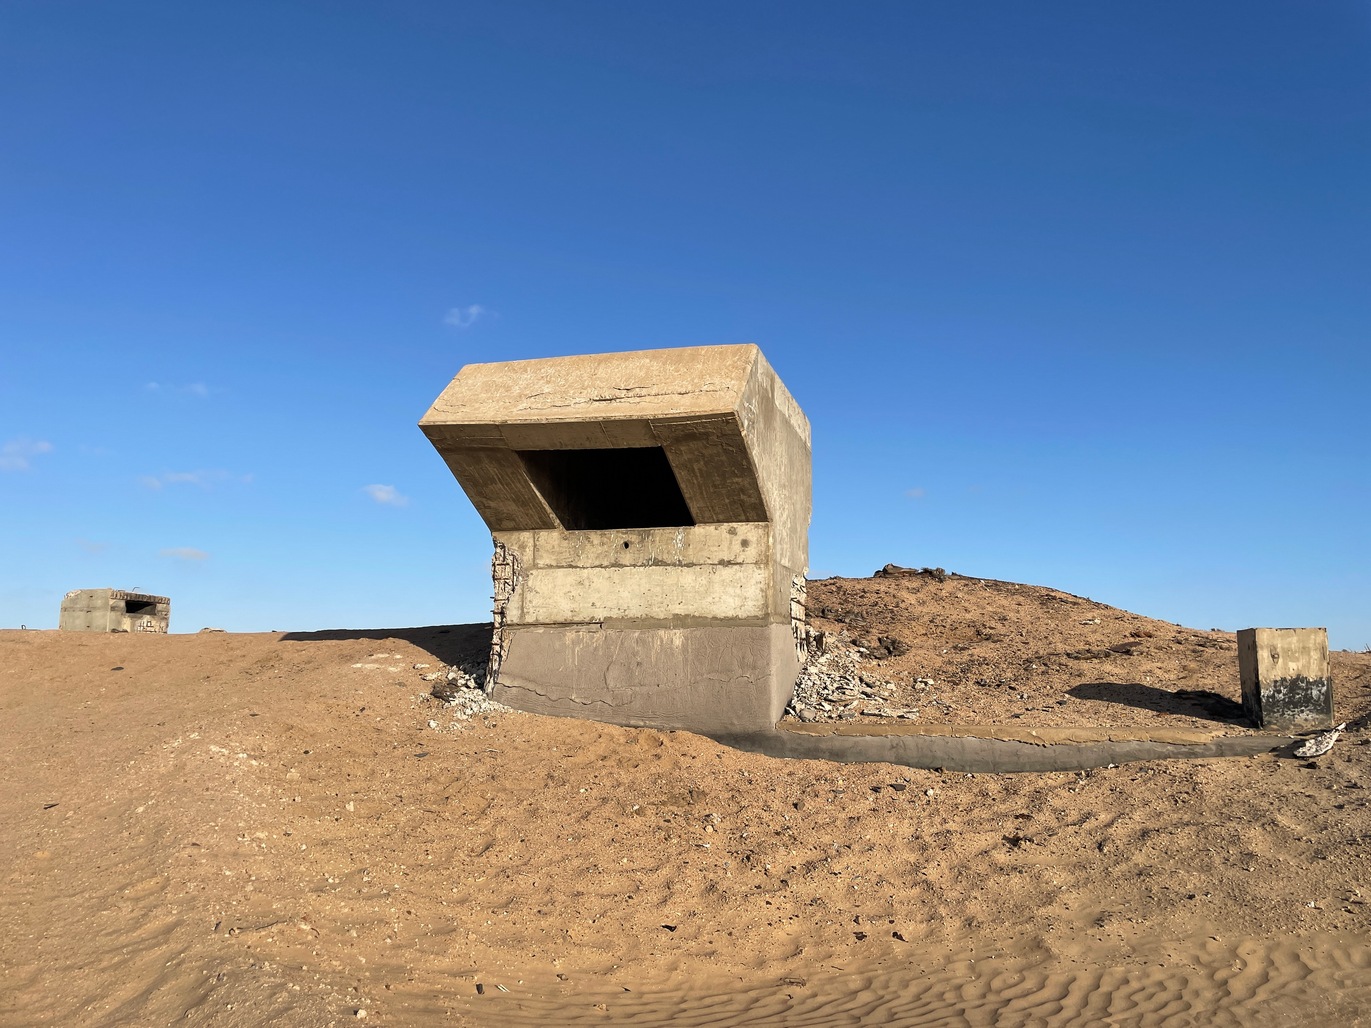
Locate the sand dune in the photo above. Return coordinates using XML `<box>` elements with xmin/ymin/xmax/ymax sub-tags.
<box><xmin>2</xmin><ymin>576</ymin><xmax>1369</xmax><ymax>1026</ymax></box>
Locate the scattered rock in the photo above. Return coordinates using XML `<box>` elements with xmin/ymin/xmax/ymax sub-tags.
<box><xmin>873</xmin><ymin>564</ymin><xmax>949</xmax><ymax>582</ymax></box>
<box><xmin>874</xmin><ymin>635</ymin><xmax>911</xmax><ymax>659</ymax></box>
<box><xmin>1064</xmin><ymin>648</ymin><xmax>1115</xmax><ymax>661</ymax></box>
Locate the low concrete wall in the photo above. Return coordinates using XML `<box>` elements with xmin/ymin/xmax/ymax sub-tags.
<box><xmin>715</xmin><ymin>725</ymin><xmax>1295</xmax><ymax>773</ymax></box>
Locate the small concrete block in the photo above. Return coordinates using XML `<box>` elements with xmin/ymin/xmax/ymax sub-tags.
<box><xmin>1236</xmin><ymin>627</ymin><xmax>1333</xmax><ymax>731</ymax></box>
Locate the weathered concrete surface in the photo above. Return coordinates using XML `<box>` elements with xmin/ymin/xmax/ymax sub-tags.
<box><xmin>1237</xmin><ymin>627</ymin><xmax>1334</xmax><ymax>730</ymax></box>
<box><xmin>421</xmin><ymin>344</ymin><xmax>811</xmax><ymax>733</ymax></box>
<box><xmin>493</xmin><ymin>624</ymin><xmax>798</xmax><ymax>734</ymax></box>
<box><xmin>59</xmin><ymin>589</ymin><xmax>170</xmax><ymax>634</ymax></box>
<box><xmin>717</xmin><ymin>723</ymin><xmax>1297</xmax><ymax>773</ymax></box>
<box><xmin>419</xmin><ymin>345</ymin><xmax>808</xmax><ymax>539</ymax></box>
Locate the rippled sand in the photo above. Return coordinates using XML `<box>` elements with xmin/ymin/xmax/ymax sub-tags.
<box><xmin>3</xmin><ymin>619</ymin><xmax>1368</xmax><ymax>1026</ymax></box>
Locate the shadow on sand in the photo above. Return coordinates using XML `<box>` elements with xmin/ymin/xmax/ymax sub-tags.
<box><xmin>1068</xmin><ymin>681</ymin><xmax>1249</xmax><ymax>726</ymax></box>
<box><xmin>278</xmin><ymin>623</ymin><xmax>492</xmax><ymax>669</ymax></box>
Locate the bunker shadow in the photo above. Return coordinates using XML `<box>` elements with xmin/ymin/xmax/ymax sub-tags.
<box><xmin>1067</xmin><ymin>681</ymin><xmax>1249</xmax><ymax>726</ymax></box>
<box><xmin>279</xmin><ymin>623</ymin><xmax>492</xmax><ymax>669</ymax></box>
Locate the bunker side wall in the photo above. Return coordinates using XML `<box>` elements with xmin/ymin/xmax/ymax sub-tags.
<box><xmin>738</xmin><ymin>351</ymin><xmax>812</xmax><ymax>577</ymax></box>
<box><xmin>59</xmin><ymin>589</ymin><xmax>114</xmax><ymax>632</ymax></box>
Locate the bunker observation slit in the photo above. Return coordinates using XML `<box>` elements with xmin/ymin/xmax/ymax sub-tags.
<box><xmin>516</xmin><ymin>446</ymin><xmax>694</xmax><ymax>531</ymax></box>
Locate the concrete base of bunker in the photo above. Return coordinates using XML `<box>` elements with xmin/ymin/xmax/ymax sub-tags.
<box><xmin>491</xmin><ymin>623</ymin><xmax>801</xmax><ymax>734</ymax></box>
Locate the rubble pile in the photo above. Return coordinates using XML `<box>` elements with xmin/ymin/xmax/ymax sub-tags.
<box><xmin>786</xmin><ymin>634</ymin><xmax>922</xmax><ymax>723</ymax></box>
<box><xmin>424</xmin><ymin>661</ymin><xmax>511</xmax><ymax>721</ymax></box>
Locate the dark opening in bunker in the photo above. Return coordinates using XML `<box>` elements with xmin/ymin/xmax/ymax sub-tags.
<box><xmin>517</xmin><ymin>446</ymin><xmax>695</xmax><ymax>530</ymax></box>
<box><xmin>123</xmin><ymin>599</ymin><xmax>156</xmax><ymax>616</ymax></box>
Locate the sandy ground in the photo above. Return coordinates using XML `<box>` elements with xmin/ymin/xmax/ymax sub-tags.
<box><xmin>3</xmin><ymin>575</ymin><xmax>1370</xmax><ymax>1026</ymax></box>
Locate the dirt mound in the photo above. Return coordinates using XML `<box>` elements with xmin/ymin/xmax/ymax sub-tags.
<box><xmin>797</xmin><ymin>568</ymin><xmax>1369</xmax><ymax>733</ymax></box>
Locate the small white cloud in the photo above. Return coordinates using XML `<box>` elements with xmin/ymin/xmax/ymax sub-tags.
<box><xmin>163</xmin><ymin>471</ymin><xmax>209</xmax><ymax>486</ymax></box>
<box><xmin>443</xmin><ymin>304</ymin><xmax>489</xmax><ymax>329</ymax></box>
<box><xmin>77</xmin><ymin>539</ymin><xmax>108</xmax><ymax>555</ymax></box>
<box><xmin>904</xmin><ymin>487</ymin><xmax>927</xmax><ymax>500</ymax></box>
<box><xmin>140</xmin><ymin>469</ymin><xmax>250</xmax><ymax>490</ymax></box>
<box><xmin>0</xmin><ymin>438</ymin><xmax>54</xmax><ymax>471</ymax></box>
<box><xmin>363</xmin><ymin>484</ymin><xmax>409</xmax><ymax>507</ymax></box>
<box><xmin>160</xmin><ymin>547</ymin><xmax>208</xmax><ymax>562</ymax></box>
<box><xmin>145</xmin><ymin>381</ymin><xmax>210</xmax><ymax>397</ymax></box>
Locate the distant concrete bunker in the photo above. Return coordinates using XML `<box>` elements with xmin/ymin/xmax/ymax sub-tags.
<box><xmin>420</xmin><ymin>344</ymin><xmax>811</xmax><ymax>734</ymax></box>
<box><xmin>60</xmin><ymin>589</ymin><xmax>171</xmax><ymax>634</ymax></box>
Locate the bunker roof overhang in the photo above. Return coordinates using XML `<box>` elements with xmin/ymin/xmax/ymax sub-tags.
<box><xmin>419</xmin><ymin>344</ymin><xmax>809</xmax><ymax>534</ymax></box>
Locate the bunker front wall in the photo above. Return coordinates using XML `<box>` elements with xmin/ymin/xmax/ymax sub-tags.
<box><xmin>490</xmin><ymin>521</ymin><xmax>806</xmax><ymax>733</ymax></box>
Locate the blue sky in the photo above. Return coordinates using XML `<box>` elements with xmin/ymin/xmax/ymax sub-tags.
<box><xmin>2</xmin><ymin>1</ymin><xmax>1368</xmax><ymax>647</ymax></box>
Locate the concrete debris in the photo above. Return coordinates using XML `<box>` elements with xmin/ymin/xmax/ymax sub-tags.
<box><xmin>786</xmin><ymin>633</ymin><xmax>920</xmax><ymax>723</ymax></box>
<box><xmin>432</xmin><ymin>685</ymin><xmax>511</xmax><ymax>722</ymax></box>
<box><xmin>428</xmin><ymin>658</ymin><xmax>510</xmax><ymax>721</ymax></box>
<box><xmin>431</xmin><ymin>663</ymin><xmax>486</xmax><ymax>698</ymax></box>
<box><xmin>1294</xmin><ymin>723</ymin><xmax>1347</xmax><ymax>759</ymax></box>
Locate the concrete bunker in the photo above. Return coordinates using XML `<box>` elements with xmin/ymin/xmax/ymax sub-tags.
<box><xmin>59</xmin><ymin>589</ymin><xmax>171</xmax><ymax>634</ymax></box>
<box><xmin>420</xmin><ymin>343</ymin><xmax>811</xmax><ymax>734</ymax></box>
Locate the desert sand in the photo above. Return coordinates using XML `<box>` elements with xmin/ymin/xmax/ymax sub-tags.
<box><xmin>3</xmin><ymin>571</ymin><xmax>1369</xmax><ymax>1026</ymax></box>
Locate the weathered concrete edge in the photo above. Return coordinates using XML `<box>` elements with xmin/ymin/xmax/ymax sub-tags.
<box><xmin>709</xmin><ymin>729</ymin><xmax>1296</xmax><ymax>773</ymax></box>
